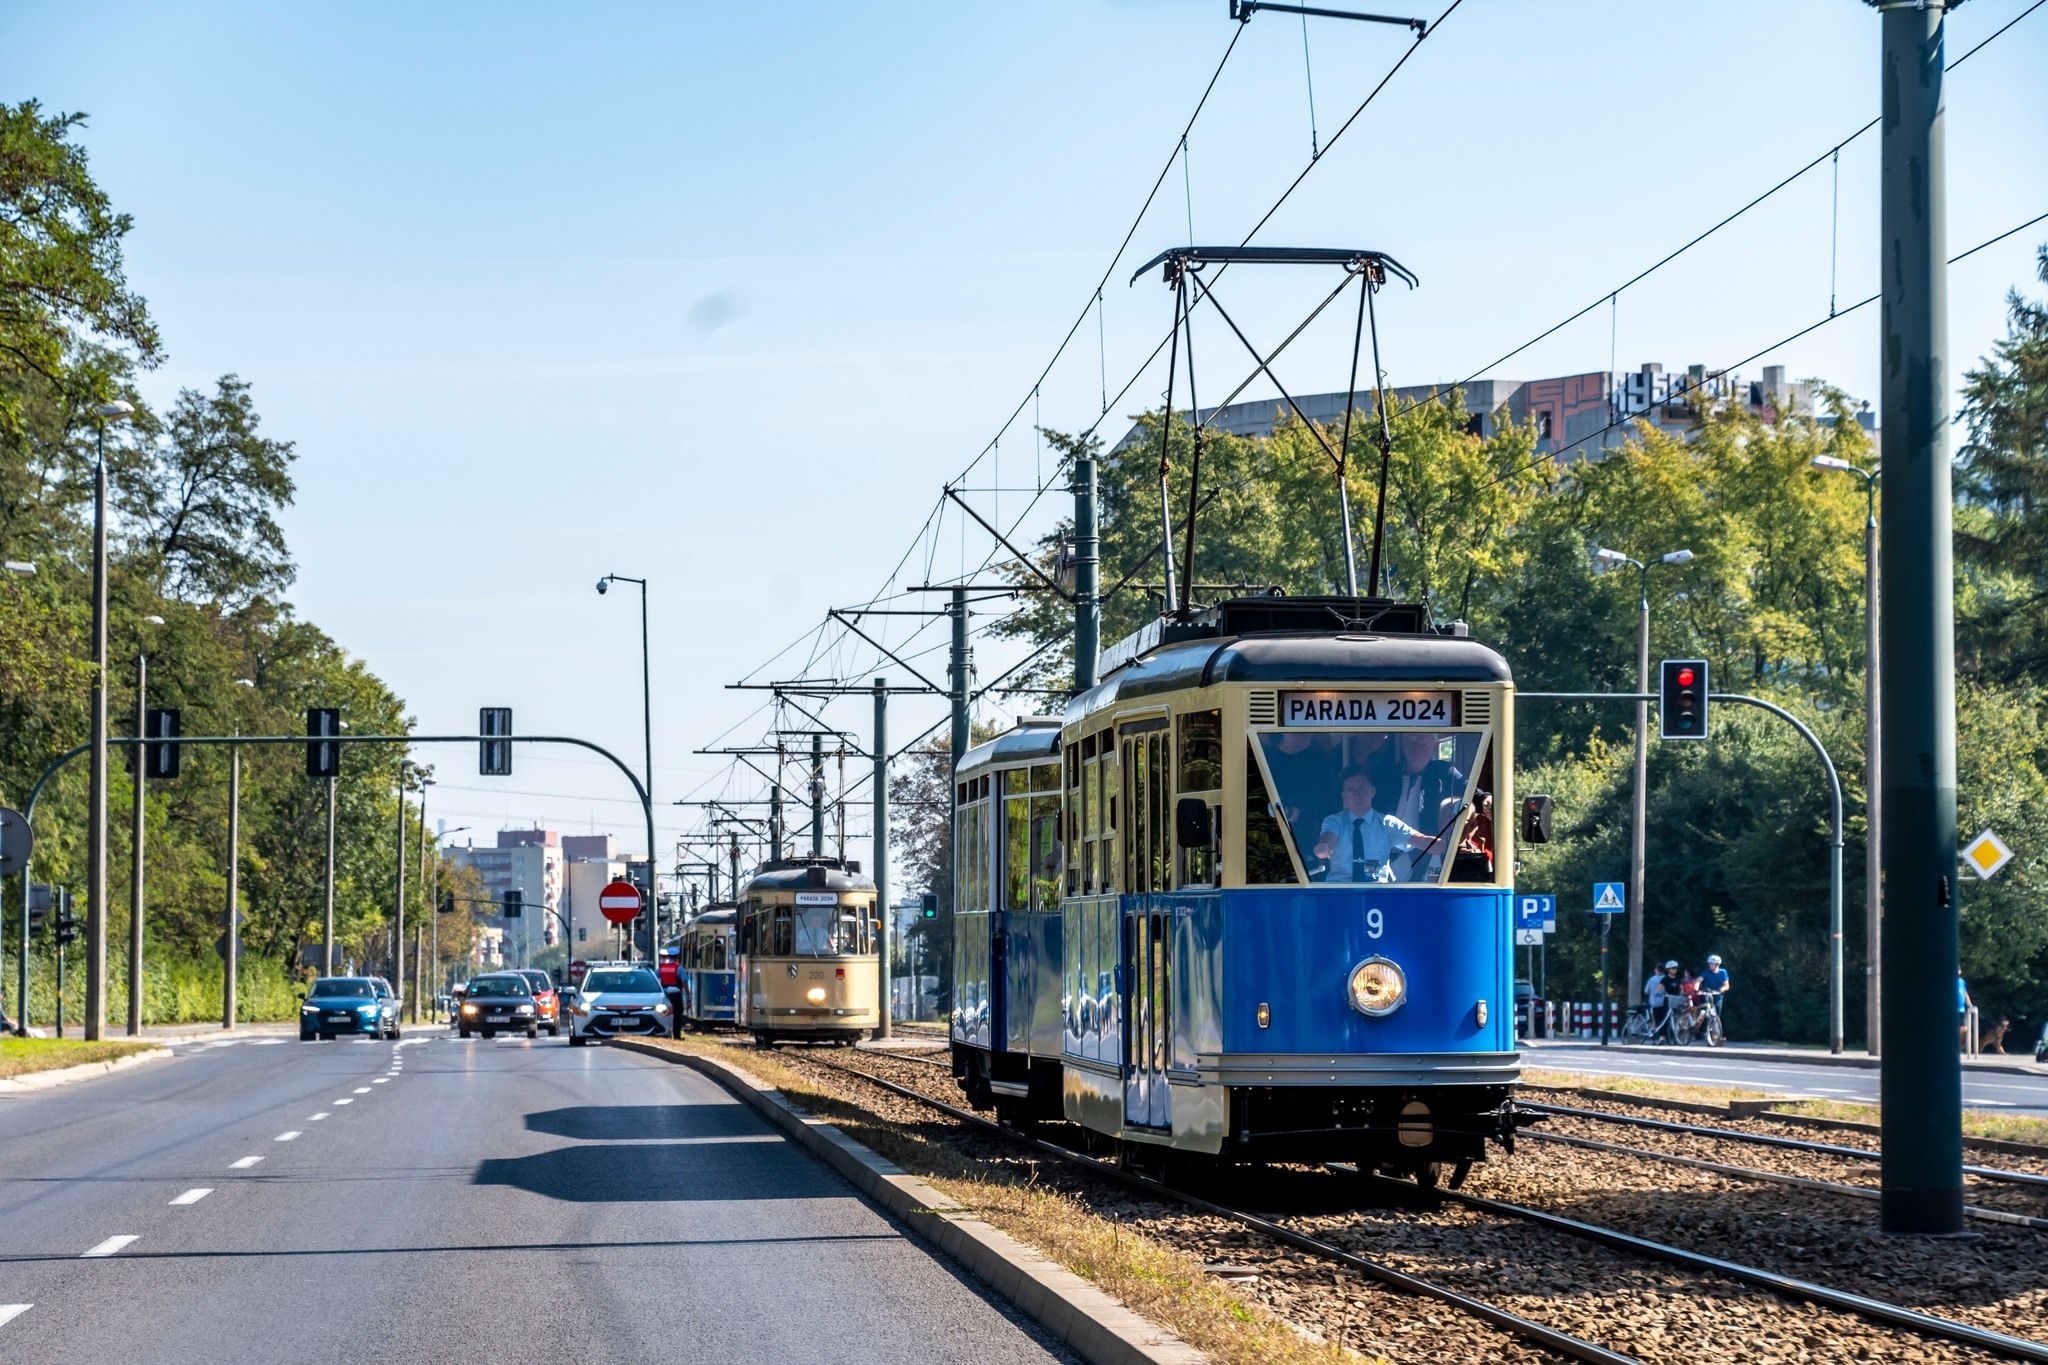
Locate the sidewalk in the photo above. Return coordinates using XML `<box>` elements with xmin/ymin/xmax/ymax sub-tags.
<box><xmin>1524</xmin><ymin>1034</ymin><xmax>2048</xmax><ymax>1078</ymax></box>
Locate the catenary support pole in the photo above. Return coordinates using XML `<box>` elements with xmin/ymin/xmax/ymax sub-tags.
<box><xmin>1864</xmin><ymin>478</ymin><xmax>1882</xmax><ymax>1055</ymax></box>
<box><xmin>128</xmin><ymin>652</ymin><xmax>146</xmax><ymax>1035</ymax></box>
<box><xmin>393</xmin><ymin>761</ymin><xmax>407</xmax><ymax>1019</ymax></box>
<box><xmin>1073</xmin><ymin>454</ymin><xmax>1100</xmax><ymax>692</ymax></box>
<box><xmin>874</xmin><ymin>677</ymin><xmax>890</xmax><ymax>1038</ymax></box>
<box><xmin>85</xmin><ymin>421</ymin><xmax>110</xmax><ymax>1040</ymax></box>
<box><xmin>810</xmin><ymin>733</ymin><xmax>824</xmax><ymax>858</ymax></box>
<box><xmin>323</xmin><ymin>775</ymin><xmax>337</xmax><ymax>978</ymax></box>
<box><xmin>223</xmin><ymin>730</ymin><xmax>239</xmax><ymax>1029</ymax></box>
<box><xmin>1876</xmin><ymin>0</ymin><xmax>1961</xmax><ymax>1236</ymax></box>
<box><xmin>948</xmin><ymin>587</ymin><xmax>970</xmax><ymax>1017</ymax></box>
<box><xmin>1627</xmin><ymin>566</ymin><xmax>1650</xmax><ymax>1012</ymax></box>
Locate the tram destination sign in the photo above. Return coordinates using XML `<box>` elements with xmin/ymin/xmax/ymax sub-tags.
<box><xmin>794</xmin><ymin>891</ymin><xmax>838</xmax><ymax>905</ymax></box>
<box><xmin>1280</xmin><ymin>691</ymin><xmax>1457</xmax><ymax>728</ymax></box>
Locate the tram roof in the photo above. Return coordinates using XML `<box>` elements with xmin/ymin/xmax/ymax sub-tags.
<box><xmin>957</xmin><ymin>717</ymin><xmax>1062</xmax><ymax>772</ymax></box>
<box><xmin>684</xmin><ymin>906</ymin><xmax>737</xmax><ymax>927</ymax></box>
<box><xmin>743</xmin><ymin>860</ymin><xmax>876</xmax><ymax>895</ymax></box>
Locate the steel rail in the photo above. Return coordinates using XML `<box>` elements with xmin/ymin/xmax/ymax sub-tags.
<box><xmin>798</xmin><ymin>1050</ymin><xmax>1638</xmax><ymax>1365</ymax></box>
<box><xmin>1523</xmin><ymin>1130</ymin><xmax>2048</xmax><ymax>1231</ymax></box>
<box><xmin>1392</xmin><ymin>1177</ymin><xmax>2048</xmax><ymax>1363</ymax></box>
<box><xmin>1521</xmin><ymin>1100</ymin><xmax>2048</xmax><ymax>1190</ymax></box>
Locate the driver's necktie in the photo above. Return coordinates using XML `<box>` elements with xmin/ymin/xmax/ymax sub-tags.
<box><xmin>1352</xmin><ymin>817</ymin><xmax>1367</xmax><ymax>883</ymax></box>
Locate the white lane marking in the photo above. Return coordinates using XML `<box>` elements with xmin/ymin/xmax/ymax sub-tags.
<box><xmin>0</xmin><ymin>1305</ymin><xmax>30</xmax><ymax>1327</ymax></box>
<box><xmin>81</xmin><ymin>1235</ymin><xmax>138</xmax><ymax>1258</ymax></box>
<box><xmin>275</xmin><ymin>1131</ymin><xmax>301</xmax><ymax>1142</ymax></box>
<box><xmin>333</xmin><ymin>1098</ymin><xmax>353</xmax><ymax>1106</ymax></box>
<box><xmin>250</xmin><ymin>1038</ymin><xmax>288</xmax><ymax>1045</ymax></box>
<box><xmin>371</xmin><ymin>1078</ymin><xmax>389</xmax><ymax>1084</ymax></box>
<box><xmin>230</xmin><ymin>1156</ymin><xmax>263</xmax><ymax>1169</ymax></box>
<box><xmin>353</xmin><ymin>1087</ymin><xmax>372</xmax><ymax>1094</ymax></box>
<box><xmin>309</xmin><ymin>1113</ymin><xmax>330</xmax><ymax>1121</ymax></box>
<box><xmin>169</xmin><ymin>1188</ymin><xmax>212</xmax><ymax>1206</ymax></box>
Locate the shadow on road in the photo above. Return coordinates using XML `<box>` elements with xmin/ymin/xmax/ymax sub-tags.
<box><xmin>524</xmin><ymin>1104</ymin><xmax>763</xmax><ymax>1142</ymax></box>
<box><xmin>474</xmin><ymin>1140</ymin><xmax>840</xmax><ymax>1202</ymax></box>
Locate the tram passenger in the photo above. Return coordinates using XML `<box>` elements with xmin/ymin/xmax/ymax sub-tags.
<box><xmin>1265</xmin><ymin>731</ymin><xmax>1342</xmax><ymax>853</ymax></box>
<box><xmin>1371</xmin><ymin>732</ymin><xmax>1465</xmax><ymax>879</ymax></box>
<box><xmin>1312</xmin><ymin>767</ymin><xmax>1435</xmax><ymax>883</ymax></box>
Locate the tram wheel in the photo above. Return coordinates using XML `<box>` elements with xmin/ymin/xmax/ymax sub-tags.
<box><xmin>752</xmin><ymin>1031</ymin><xmax>773</xmax><ymax>1049</ymax></box>
<box><xmin>1414</xmin><ymin>1161</ymin><xmax>1445</xmax><ymax>1190</ymax></box>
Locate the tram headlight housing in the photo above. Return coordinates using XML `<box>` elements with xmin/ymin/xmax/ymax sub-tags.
<box><xmin>805</xmin><ymin>987</ymin><xmax>827</xmax><ymax>1004</ymax></box>
<box><xmin>1347</xmin><ymin>956</ymin><xmax>1407</xmax><ymax>1018</ymax></box>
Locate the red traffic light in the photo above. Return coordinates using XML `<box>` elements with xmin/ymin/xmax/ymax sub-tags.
<box><xmin>1676</xmin><ymin>668</ymin><xmax>1696</xmax><ymax>687</ymax></box>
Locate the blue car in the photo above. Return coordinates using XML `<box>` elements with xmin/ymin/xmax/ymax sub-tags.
<box><xmin>300</xmin><ymin>976</ymin><xmax>402</xmax><ymax>1041</ymax></box>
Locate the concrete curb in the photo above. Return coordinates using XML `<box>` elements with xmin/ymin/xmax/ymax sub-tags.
<box><xmin>612</xmin><ymin>1038</ymin><xmax>1207</xmax><ymax>1365</ymax></box>
<box><xmin>0</xmin><ymin>1046</ymin><xmax>171</xmax><ymax>1095</ymax></box>
<box><xmin>1525</xmin><ymin>1039</ymin><xmax>2048</xmax><ymax>1079</ymax></box>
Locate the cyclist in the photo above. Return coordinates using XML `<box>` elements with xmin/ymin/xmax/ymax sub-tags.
<box><xmin>1697</xmin><ymin>954</ymin><xmax>1730</xmax><ymax>1036</ymax></box>
<box><xmin>1646</xmin><ymin>960</ymin><xmax>1685</xmax><ymax>1042</ymax></box>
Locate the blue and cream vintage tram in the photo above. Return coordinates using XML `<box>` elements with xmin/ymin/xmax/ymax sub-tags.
<box><xmin>736</xmin><ymin>857</ymin><xmax>883</xmax><ymax>1045</ymax></box>
<box><xmin>952</xmin><ymin>596</ymin><xmax>1528</xmax><ymax>1181</ymax></box>
<box><xmin>672</xmin><ymin>905</ymin><xmax>739</xmax><ymax>1029</ymax></box>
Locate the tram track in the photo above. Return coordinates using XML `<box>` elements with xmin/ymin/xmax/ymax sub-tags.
<box><xmin>803</xmin><ymin>1043</ymin><xmax>2048</xmax><ymax>1364</ymax></box>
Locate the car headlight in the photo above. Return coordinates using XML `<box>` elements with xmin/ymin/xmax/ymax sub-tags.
<box><xmin>301</xmin><ymin>1005</ymin><xmax>319</xmax><ymax>1014</ymax></box>
<box><xmin>571</xmin><ymin>1003</ymin><xmax>590</xmax><ymax>1016</ymax></box>
<box><xmin>1347</xmin><ymin>956</ymin><xmax>1407</xmax><ymax>1017</ymax></box>
<box><xmin>358</xmin><ymin>1005</ymin><xmax>378</xmax><ymax>1016</ymax></box>
<box><xmin>654</xmin><ymin>1002</ymin><xmax>670</xmax><ymax>1015</ymax></box>
<box><xmin>515</xmin><ymin>1005</ymin><xmax>533</xmax><ymax>1015</ymax></box>
<box><xmin>461</xmin><ymin>1004</ymin><xmax>477</xmax><ymax>1015</ymax></box>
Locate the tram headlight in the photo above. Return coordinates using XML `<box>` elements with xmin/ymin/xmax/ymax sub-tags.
<box><xmin>805</xmin><ymin>987</ymin><xmax>827</xmax><ymax>1004</ymax></box>
<box><xmin>1347</xmin><ymin>956</ymin><xmax>1407</xmax><ymax>1017</ymax></box>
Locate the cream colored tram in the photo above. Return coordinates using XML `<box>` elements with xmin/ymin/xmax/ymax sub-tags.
<box><xmin>735</xmin><ymin>857</ymin><xmax>882</xmax><ymax>1045</ymax></box>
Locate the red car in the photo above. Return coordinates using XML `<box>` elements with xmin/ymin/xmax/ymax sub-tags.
<box><xmin>512</xmin><ymin>969</ymin><xmax>563</xmax><ymax>1036</ymax></box>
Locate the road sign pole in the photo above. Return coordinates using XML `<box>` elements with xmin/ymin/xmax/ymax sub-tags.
<box><xmin>1628</xmin><ymin>570</ymin><xmax>1649</xmax><ymax>1014</ymax></box>
<box><xmin>1876</xmin><ymin>0</ymin><xmax>1962</xmax><ymax>1236</ymax></box>
<box><xmin>128</xmin><ymin>651</ymin><xmax>146</xmax><ymax>1036</ymax></box>
<box><xmin>323</xmin><ymin>775</ymin><xmax>337</xmax><ymax>978</ymax></box>
<box><xmin>1599</xmin><ymin>911</ymin><xmax>1612</xmax><ymax>1046</ymax></box>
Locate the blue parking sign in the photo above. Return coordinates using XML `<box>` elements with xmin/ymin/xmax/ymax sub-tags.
<box><xmin>1593</xmin><ymin>881</ymin><xmax>1626</xmax><ymax>913</ymax></box>
<box><xmin>1515</xmin><ymin>894</ymin><xmax>1556</xmax><ymax>932</ymax></box>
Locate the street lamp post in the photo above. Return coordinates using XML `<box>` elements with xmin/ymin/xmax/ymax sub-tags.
<box><xmin>598</xmin><ymin>573</ymin><xmax>656</xmax><ymax>959</ymax></box>
<box><xmin>127</xmin><ymin>615</ymin><xmax>165</xmax><ymax>1036</ymax></box>
<box><xmin>394</xmin><ymin>758</ymin><xmax>411</xmax><ymax>1024</ymax></box>
<box><xmin>1594</xmin><ymin>545</ymin><xmax>1694</xmax><ymax>1015</ymax></box>
<box><xmin>86</xmin><ymin>398</ymin><xmax>134</xmax><ymax>1040</ymax></box>
<box><xmin>224</xmin><ymin>679</ymin><xmax>253</xmax><ymax>1030</ymax></box>
<box><xmin>1814</xmin><ymin>455</ymin><xmax>1882</xmax><ymax>1054</ymax></box>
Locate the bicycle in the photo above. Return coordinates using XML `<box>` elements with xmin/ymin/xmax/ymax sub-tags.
<box><xmin>1678</xmin><ymin>995</ymin><xmax>1726</xmax><ymax>1047</ymax></box>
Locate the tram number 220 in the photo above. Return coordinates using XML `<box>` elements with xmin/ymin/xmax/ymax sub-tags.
<box><xmin>1366</xmin><ymin>909</ymin><xmax>1384</xmax><ymax>939</ymax></box>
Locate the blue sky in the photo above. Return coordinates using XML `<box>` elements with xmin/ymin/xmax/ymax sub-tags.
<box><xmin>9</xmin><ymin>1</ymin><xmax>2045</xmax><ymax>875</ymax></box>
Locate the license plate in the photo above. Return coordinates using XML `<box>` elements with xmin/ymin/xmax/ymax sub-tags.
<box><xmin>325</xmin><ymin>1014</ymin><xmax>351</xmax><ymax>1023</ymax></box>
<box><xmin>485</xmin><ymin>1013</ymin><xmax>510</xmax><ymax>1022</ymax></box>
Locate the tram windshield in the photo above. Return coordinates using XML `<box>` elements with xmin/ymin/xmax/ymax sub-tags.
<box><xmin>1252</xmin><ymin>729</ymin><xmax>1489</xmax><ymax>885</ymax></box>
<box><xmin>792</xmin><ymin>902</ymin><xmax>874</xmax><ymax>955</ymax></box>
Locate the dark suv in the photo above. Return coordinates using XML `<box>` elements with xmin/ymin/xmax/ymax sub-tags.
<box><xmin>300</xmin><ymin>977</ymin><xmax>401</xmax><ymax>1041</ymax></box>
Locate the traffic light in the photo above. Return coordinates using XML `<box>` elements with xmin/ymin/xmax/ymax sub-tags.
<box><xmin>503</xmin><ymin>888</ymin><xmax>523</xmax><ymax>919</ymax></box>
<box><xmin>27</xmin><ymin>883</ymin><xmax>51</xmax><ymax>936</ymax></box>
<box><xmin>438</xmin><ymin>891</ymin><xmax>456</xmax><ymax>915</ymax></box>
<box><xmin>305</xmin><ymin>708</ymin><xmax>342</xmax><ymax>778</ymax></box>
<box><xmin>479</xmin><ymin>707</ymin><xmax>512</xmax><ymax>776</ymax></box>
<box><xmin>54</xmin><ymin>891</ymin><xmax>79</xmax><ymax>947</ymax></box>
<box><xmin>920</xmin><ymin>892</ymin><xmax>939</xmax><ymax>919</ymax></box>
<box><xmin>144</xmin><ymin>707</ymin><xmax>181</xmax><ymax>780</ymax></box>
<box><xmin>1658</xmin><ymin>659</ymin><xmax>1710</xmax><ymax>740</ymax></box>
<box><xmin>1520</xmin><ymin>794</ymin><xmax>1553</xmax><ymax>845</ymax></box>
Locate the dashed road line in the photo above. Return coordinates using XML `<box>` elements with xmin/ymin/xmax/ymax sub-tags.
<box><xmin>169</xmin><ymin>1188</ymin><xmax>213</xmax><ymax>1206</ymax></box>
<box><xmin>309</xmin><ymin>1113</ymin><xmax>330</xmax><ymax>1121</ymax></box>
<box><xmin>0</xmin><ymin>1305</ymin><xmax>31</xmax><ymax>1327</ymax></box>
<box><xmin>81</xmin><ymin>1235</ymin><xmax>137</xmax><ymax>1258</ymax></box>
<box><xmin>275</xmin><ymin>1131</ymin><xmax>301</xmax><ymax>1142</ymax></box>
<box><xmin>353</xmin><ymin>1087</ymin><xmax>371</xmax><ymax>1094</ymax></box>
<box><xmin>230</xmin><ymin>1156</ymin><xmax>263</xmax><ymax>1169</ymax></box>
<box><xmin>372</xmin><ymin>1078</ymin><xmax>389</xmax><ymax>1084</ymax></box>
<box><xmin>333</xmin><ymin>1098</ymin><xmax>353</xmax><ymax>1105</ymax></box>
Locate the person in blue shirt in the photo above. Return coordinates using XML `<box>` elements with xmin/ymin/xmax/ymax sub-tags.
<box><xmin>1697</xmin><ymin>954</ymin><xmax>1730</xmax><ymax>1036</ymax></box>
<box><xmin>1312</xmin><ymin>767</ymin><xmax>1434</xmax><ymax>883</ymax></box>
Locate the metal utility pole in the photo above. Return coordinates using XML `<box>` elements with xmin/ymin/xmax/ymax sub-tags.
<box><xmin>393</xmin><ymin>761</ymin><xmax>408</xmax><ymax>1017</ymax></box>
<box><xmin>323</xmin><ymin>775</ymin><xmax>337</xmax><ymax>978</ymax></box>
<box><xmin>946</xmin><ymin>588</ymin><xmax>970</xmax><ymax>1017</ymax></box>
<box><xmin>85</xmin><ymin>400</ymin><xmax>131</xmax><ymax>1039</ymax></box>
<box><xmin>809</xmin><ymin>733</ymin><xmax>824</xmax><ymax>858</ymax></box>
<box><xmin>873</xmin><ymin>676</ymin><xmax>891</xmax><ymax>1038</ymax></box>
<box><xmin>1073</xmin><ymin>455</ymin><xmax>1100</xmax><ymax>692</ymax></box>
<box><xmin>598</xmin><ymin>573</ymin><xmax>656</xmax><ymax>942</ymax></box>
<box><xmin>1628</xmin><ymin>570</ymin><xmax>1649</xmax><ymax>1013</ymax></box>
<box><xmin>223</xmin><ymin>728</ymin><xmax>240</xmax><ymax>1029</ymax></box>
<box><xmin>727</xmin><ymin>832</ymin><xmax>741</xmax><ymax>903</ymax></box>
<box><xmin>127</xmin><ymin>650</ymin><xmax>147</xmax><ymax>1035</ymax></box>
<box><xmin>769</xmin><ymin>750</ymin><xmax>785</xmax><ymax>861</ymax></box>
<box><xmin>1875</xmin><ymin>0</ymin><xmax>1960</xmax><ymax>1236</ymax></box>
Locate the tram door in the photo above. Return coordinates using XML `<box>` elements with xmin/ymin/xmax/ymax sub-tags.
<box><xmin>1121</xmin><ymin>728</ymin><xmax>1172</xmax><ymax>1132</ymax></box>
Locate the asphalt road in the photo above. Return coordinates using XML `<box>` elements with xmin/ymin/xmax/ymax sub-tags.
<box><xmin>0</xmin><ymin>1031</ymin><xmax>1077</xmax><ymax>1364</ymax></box>
<box><xmin>1527</xmin><ymin>1041</ymin><xmax>2048</xmax><ymax>1117</ymax></box>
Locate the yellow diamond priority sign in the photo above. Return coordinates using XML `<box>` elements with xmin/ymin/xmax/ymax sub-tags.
<box><xmin>1963</xmin><ymin>829</ymin><xmax>2014</xmax><ymax>881</ymax></box>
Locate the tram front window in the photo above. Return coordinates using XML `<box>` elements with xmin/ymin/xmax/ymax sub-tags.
<box><xmin>1253</xmin><ymin>729</ymin><xmax>1485</xmax><ymax>884</ymax></box>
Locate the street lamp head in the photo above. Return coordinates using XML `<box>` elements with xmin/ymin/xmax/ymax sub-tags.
<box><xmin>1810</xmin><ymin>455</ymin><xmax>1857</xmax><ymax>473</ymax></box>
<box><xmin>235</xmin><ymin>679</ymin><xmax>255</xmax><ymax>688</ymax></box>
<box><xmin>2</xmin><ymin>561</ymin><xmax>34</xmax><ymax>577</ymax></box>
<box><xmin>596</xmin><ymin>577</ymin><xmax>610</xmax><ymax>595</ymax></box>
<box><xmin>94</xmin><ymin>400</ymin><xmax>134</xmax><ymax>421</ymax></box>
<box><xmin>143</xmin><ymin>614</ymin><xmax>166</xmax><ymax>626</ymax></box>
<box><xmin>1661</xmin><ymin>549</ymin><xmax>1695</xmax><ymax>565</ymax></box>
<box><xmin>1592</xmin><ymin>547</ymin><xmax>1632</xmax><ymax>566</ymax></box>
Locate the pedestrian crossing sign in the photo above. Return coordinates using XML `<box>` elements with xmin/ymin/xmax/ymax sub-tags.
<box><xmin>1962</xmin><ymin>829</ymin><xmax>2014</xmax><ymax>881</ymax></box>
<box><xmin>1593</xmin><ymin>881</ymin><xmax>1625</xmax><ymax>912</ymax></box>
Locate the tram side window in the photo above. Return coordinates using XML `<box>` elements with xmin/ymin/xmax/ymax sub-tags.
<box><xmin>1065</xmin><ymin>744</ymin><xmax>1082</xmax><ymax>896</ymax></box>
<box><xmin>1244</xmin><ymin>743</ymin><xmax>1304</xmax><ymax>885</ymax></box>
<box><xmin>1177</xmin><ymin>710</ymin><xmax>1221</xmax><ymax>792</ymax></box>
<box><xmin>1005</xmin><ymin>778</ymin><xmax>1030</xmax><ymax>912</ymax></box>
<box><xmin>1149</xmin><ymin>731</ymin><xmax>1171</xmax><ymax>893</ymax></box>
<box><xmin>1029</xmin><ymin>762</ymin><xmax>1062</xmax><ymax>910</ymax></box>
<box><xmin>1446</xmin><ymin>738</ymin><xmax>1497</xmax><ymax>885</ymax></box>
<box><xmin>1099</xmin><ymin>730</ymin><xmax>1118</xmax><ymax>893</ymax></box>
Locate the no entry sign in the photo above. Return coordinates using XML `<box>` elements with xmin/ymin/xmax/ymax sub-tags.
<box><xmin>598</xmin><ymin>879</ymin><xmax>643</xmax><ymax>925</ymax></box>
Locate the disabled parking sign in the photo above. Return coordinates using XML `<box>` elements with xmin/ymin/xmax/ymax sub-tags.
<box><xmin>1593</xmin><ymin>881</ymin><xmax>1625</xmax><ymax>913</ymax></box>
<box><xmin>1515</xmin><ymin>894</ymin><xmax>1556</xmax><ymax>932</ymax></box>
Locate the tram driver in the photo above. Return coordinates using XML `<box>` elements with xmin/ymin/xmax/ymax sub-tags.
<box><xmin>1312</xmin><ymin>767</ymin><xmax>1444</xmax><ymax>883</ymax></box>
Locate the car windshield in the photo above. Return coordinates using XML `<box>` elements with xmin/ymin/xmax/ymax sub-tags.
<box><xmin>467</xmin><ymin>977</ymin><xmax>532</xmax><ymax>998</ymax></box>
<box><xmin>584</xmin><ymin>969</ymin><xmax>659</xmax><ymax>993</ymax></box>
<box><xmin>517</xmin><ymin>972</ymin><xmax>552</xmax><ymax>992</ymax></box>
<box><xmin>310</xmin><ymin>978</ymin><xmax>377</xmax><ymax>998</ymax></box>
<box><xmin>1251</xmin><ymin>728</ymin><xmax>1487</xmax><ymax>885</ymax></box>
